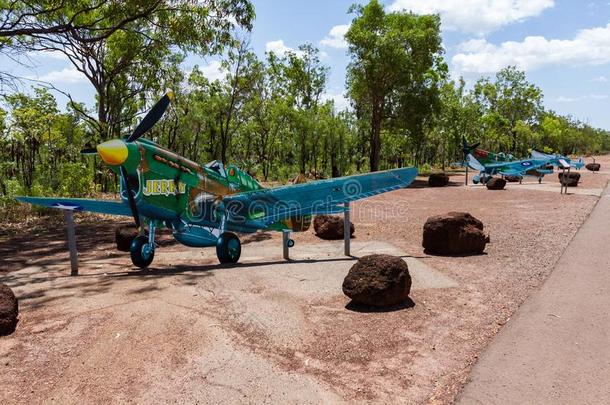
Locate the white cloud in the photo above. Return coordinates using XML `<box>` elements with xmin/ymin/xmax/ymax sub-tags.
<box><xmin>452</xmin><ymin>23</ymin><xmax>610</xmax><ymax>74</ymax></box>
<box><xmin>591</xmin><ymin>76</ymin><xmax>608</xmax><ymax>82</ymax></box>
<box><xmin>26</xmin><ymin>50</ymin><xmax>68</xmax><ymax>61</ymax></box>
<box><xmin>35</xmin><ymin>68</ymin><xmax>87</xmax><ymax>84</ymax></box>
<box><xmin>388</xmin><ymin>0</ymin><xmax>554</xmax><ymax>34</ymax></box>
<box><xmin>556</xmin><ymin>94</ymin><xmax>608</xmax><ymax>103</ymax></box>
<box><xmin>556</xmin><ymin>96</ymin><xmax>581</xmax><ymax>103</ymax></box>
<box><xmin>322</xmin><ymin>90</ymin><xmax>350</xmax><ymax>111</ymax></box>
<box><xmin>199</xmin><ymin>60</ymin><xmax>225</xmax><ymax>82</ymax></box>
<box><xmin>320</xmin><ymin>24</ymin><xmax>350</xmax><ymax>49</ymax></box>
<box><xmin>265</xmin><ymin>39</ymin><xmax>303</xmax><ymax>57</ymax></box>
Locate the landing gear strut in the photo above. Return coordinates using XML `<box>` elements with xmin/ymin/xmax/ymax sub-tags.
<box><xmin>130</xmin><ymin>221</ymin><xmax>156</xmax><ymax>268</ymax></box>
<box><xmin>216</xmin><ymin>232</ymin><xmax>241</xmax><ymax>264</ymax></box>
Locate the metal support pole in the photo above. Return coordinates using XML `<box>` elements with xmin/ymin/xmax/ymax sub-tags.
<box><xmin>344</xmin><ymin>202</ymin><xmax>351</xmax><ymax>256</ymax></box>
<box><xmin>63</xmin><ymin>210</ymin><xmax>78</xmax><ymax>276</ymax></box>
<box><xmin>465</xmin><ymin>164</ymin><xmax>469</xmax><ymax>186</ymax></box>
<box><xmin>561</xmin><ymin>167</ymin><xmax>571</xmax><ymax>194</ymax></box>
<box><xmin>282</xmin><ymin>230</ymin><xmax>290</xmax><ymax>260</ymax></box>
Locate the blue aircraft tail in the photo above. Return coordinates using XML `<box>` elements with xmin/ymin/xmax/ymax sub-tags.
<box><xmin>467</xmin><ymin>154</ymin><xmax>486</xmax><ymax>172</ymax></box>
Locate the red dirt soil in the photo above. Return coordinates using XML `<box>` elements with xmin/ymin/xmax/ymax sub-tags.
<box><xmin>0</xmin><ymin>155</ymin><xmax>608</xmax><ymax>404</ymax></box>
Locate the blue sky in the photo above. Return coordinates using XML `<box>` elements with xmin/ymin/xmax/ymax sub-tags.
<box><xmin>4</xmin><ymin>0</ymin><xmax>610</xmax><ymax>129</ymax></box>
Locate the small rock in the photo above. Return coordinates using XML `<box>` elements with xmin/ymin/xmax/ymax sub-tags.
<box><xmin>558</xmin><ymin>172</ymin><xmax>580</xmax><ymax>187</ymax></box>
<box><xmin>486</xmin><ymin>177</ymin><xmax>507</xmax><ymax>190</ymax></box>
<box><xmin>342</xmin><ymin>254</ymin><xmax>411</xmax><ymax>307</ymax></box>
<box><xmin>313</xmin><ymin>215</ymin><xmax>354</xmax><ymax>240</ymax></box>
<box><xmin>586</xmin><ymin>163</ymin><xmax>601</xmax><ymax>172</ymax></box>
<box><xmin>0</xmin><ymin>283</ymin><xmax>18</xmax><ymax>336</ymax></box>
<box><xmin>115</xmin><ymin>225</ymin><xmax>139</xmax><ymax>252</ymax></box>
<box><xmin>428</xmin><ymin>173</ymin><xmax>449</xmax><ymax>187</ymax></box>
<box><xmin>422</xmin><ymin>212</ymin><xmax>488</xmax><ymax>255</ymax></box>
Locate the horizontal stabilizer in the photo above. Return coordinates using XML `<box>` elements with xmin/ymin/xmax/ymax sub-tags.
<box><xmin>16</xmin><ymin>196</ymin><xmax>132</xmax><ymax>216</ymax></box>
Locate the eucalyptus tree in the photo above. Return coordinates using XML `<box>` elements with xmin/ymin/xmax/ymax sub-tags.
<box><xmin>240</xmin><ymin>52</ymin><xmax>291</xmax><ymax>180</ymax></box>
<box><xmin>474</xmin><ymin>66</ymin><xmax>543</xmax><ymax>154</ymax></box>
<box><xmin>345</xmin><ymin>0</ymin><xmax>444</xmax><ymax>171</ymax></box>
<box><xmin>280</xmin><ymin>44</ymin><xmax>329</xmax><ymax>174</ymax></box>
<box><xmin>1</xmin><ymin>0</ymin><xmax>255</xmax><ymax>139</ymax></box>
<box><xmin>432</xmin><ymin>78</ymin><xmax>482</xmax><ymax>167</ymax></box>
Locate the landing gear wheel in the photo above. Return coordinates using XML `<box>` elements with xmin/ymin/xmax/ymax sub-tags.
<box><xmin>287</xmin><ymin>239</ymin><xmax>295</xmax><ymax>248</ymax></box>
<box><xmin>130</xmin><ymin>235</ymin><xmax>155</xmax><ymax>268</ymax></box>
<box><xmin>216</xmin><ymin>232</ymin><xmax>241</xmax><ymax>264</ymax></box>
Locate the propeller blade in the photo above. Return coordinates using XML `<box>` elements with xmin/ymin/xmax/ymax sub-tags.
<box><xmin>470</xmin><ymin>142</ymin><xmax>481</xmax><ymax>150</ymax></box>
<box><xmin>120</xmin><ymin>166</ymin><xmax>141</xmax><ymax>228</ymax></box>
<box><xmin>80</xmin><ymin>148</ymin><xmax>98</xmax><ymax>154</ymax></box>
<box><xmin>126</xmin><ymin>90</ymin><xmax>174</xmax><ymax>143</ymax></box>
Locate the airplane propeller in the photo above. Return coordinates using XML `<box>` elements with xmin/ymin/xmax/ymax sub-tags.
<box><xmin>80</xmin><ymin>147</ymin><xmax>98</xmax><ymax>154</ymax></box>
<box><xmin>461</xmin><ymin>137</ymin><xmax>480</xmax><ymax>186</ymax></box>
<box><xmin>126</xmin><ymin>91</ymin><xmax>173</xmax><ymax>142</ymax></box>
<box><xmin>80</xmin><ymin>90</ymin><xmax>174</xmax><ymax>228</ymax></box>
<box><xmin>462</xmin><ymin>137</ymin><xmax>480</xmax><ymax>158</ymax></box>
<box><xmin>120</xmin><ymin>166</ymin><xmax>141</xmax><ymax>228</ymax></box>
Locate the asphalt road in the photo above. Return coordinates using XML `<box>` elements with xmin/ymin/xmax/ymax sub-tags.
<box><xmin>457</xmin><ymin>183</ymin><xmax>610</xmax><ymax>404</ymax></box>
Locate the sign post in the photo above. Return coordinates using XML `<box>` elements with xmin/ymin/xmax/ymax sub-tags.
<box><xmin>344</xmin><ymin>202</ymin><xmax>351</xmax><ymax>256</ymax></box>
<box><xmin>282</xmin><ymin>229</ymin><xmax>291</xmax><ymax>260</ymax></box>
<box><xmin>63</xmin><ymin>210</ymin><xmax>79</xmax><ymax>276</ymax></box>
<box><xmin>559</xmin><ymin>159</ymin><xmax>570</xmax><ymax>195</ymax></box>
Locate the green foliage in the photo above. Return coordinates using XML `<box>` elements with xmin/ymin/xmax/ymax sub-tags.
<box><xmin>473</xmin><ymin>66</ymin><xmax>544</xmax><ymax>154</ymax></box>
<box><xmin>345</xmin><ymin>0</ymin><xmax>445</xmax><ymax>170</ymax></box>
<box><xmin>1</xmin><ymin>0</ymin><xmax>609</xmax><ymax>226</ymax></box>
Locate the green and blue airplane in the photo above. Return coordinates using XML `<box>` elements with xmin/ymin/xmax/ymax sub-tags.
<box><xmin>17</xmin><ymin>92</ymin><xmax>418</xmax><ymax>268</ymax></box>
<box><xmin>467</xmin><ymin>153</ymin><xmax>555</xmax><ymax>184</ymax></box>
<box><xmin>531</xmin><ymin>150</ymin><xmax>584</xmax><ymax>170</ymax></box>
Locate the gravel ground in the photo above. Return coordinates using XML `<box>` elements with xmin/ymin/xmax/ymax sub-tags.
<box><xmin>1</xmin><ymin>155</ymin><xmax>608</xmax><ymax>404</ymax></box>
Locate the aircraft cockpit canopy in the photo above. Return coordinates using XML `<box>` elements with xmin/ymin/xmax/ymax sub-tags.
<box><xmin>205</xmin><ymin>160</ymin><xmax>227</xmax><ymax>177</ymax></box>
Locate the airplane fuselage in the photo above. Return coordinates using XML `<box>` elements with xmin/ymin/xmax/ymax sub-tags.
<box><xmin>108</xmin><ymin>139</ymin><xmax>301</xmax><ymax>246</ymax></box>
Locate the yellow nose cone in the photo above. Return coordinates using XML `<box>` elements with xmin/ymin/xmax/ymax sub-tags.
<box><xmin>97</xmin><ymin>139</ymin><xmax>128</xmax><ymax>165</ymax></box>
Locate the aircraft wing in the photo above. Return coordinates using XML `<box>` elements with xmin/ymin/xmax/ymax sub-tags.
<box><xmin>496</xmin><ymin>159</ymin><xmax>553</xmax><ymax>176</ymax></box>
<box><xmin>572</xmin><ymin>158</ymin><xmax>585</xmax><ymax>169</ymax></box>
<box><xmin>220</xmin><ymin>167</ymin><xmax>418</xmax><ymax>230</ymax></box>
<box><xmin>16</xmin><ymin>196</ymin><xmax>132</xmax><ymax>216</ymax></box>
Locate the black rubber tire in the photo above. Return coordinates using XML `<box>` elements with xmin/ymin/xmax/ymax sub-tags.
<box><xmin>130</xmin><ymin>235</ymin><xmax>154</xmax><ymax>268</ymax></box>
<box><xmin>216</xmin><ymin>232</ymin><xmax>241</xmax><ymax>264</ymax></box>
<box><xmin>287</xmin><ymin>239</ymin><xmax>295</xmax><ymax>248</ymax></box>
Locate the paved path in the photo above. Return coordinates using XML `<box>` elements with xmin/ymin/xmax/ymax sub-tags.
<box><xmin>458</xmin><ymin>184</ymin><xmax>610</xmax><ymax>404</ymax></box>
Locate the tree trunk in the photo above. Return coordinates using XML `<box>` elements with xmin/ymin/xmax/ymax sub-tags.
<box><xmin>369</xmin><ymin>109</ymin><xmax>382</xmax><ymax>172</ymax></box>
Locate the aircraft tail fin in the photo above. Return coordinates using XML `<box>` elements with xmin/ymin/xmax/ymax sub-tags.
<box><xmin>467</xmin><ymin>154</ymin><xmax>486</xmax><ymax>172</ymax></box>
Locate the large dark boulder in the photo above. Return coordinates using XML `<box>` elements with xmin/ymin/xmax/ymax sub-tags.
<box><xmin>0</xmin><ymin>283</ymin><xmax>18</xmax><ymax>336</ymax></box>
<box><xmin>586</xmin><ymin>163</ymin><xmax>601</xmax><ymax>172</ymax></box>
<box><xmin>504</xmin><ymin>175</ymin><xmax>521</xmax><ymax>183</ymax></box>
<box><xmin>428</xmin><ymin>173</ymin><xmax>449</xmax><ymax>187</ymax></box>
<box><xmin>486</xmin><ymin>177</ymin><xmax>507</xmax><ymax>190</ymax></box>
<box><xmin>116</xmin><ymin>225</ymin><xmax>139</xmax><ymax>252</ymax></box>
<box><xmin>422</xmin><ymin>212</ymin><xmax>488</xmax><ymax>255</ymax></box>
<box><xmin>313</xmin><ymin>215</ymin><xmax>354</xmax><ymax>240</ymax></box>
<box><xmin>342</xmin><ymin>254</ymin><xmax>411</xmax><ymax>307</ymax></box>
<box><xmin>558</xmin><ymin>172</ymin><xmax>580</xmax><ymax>187</ymax></box>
